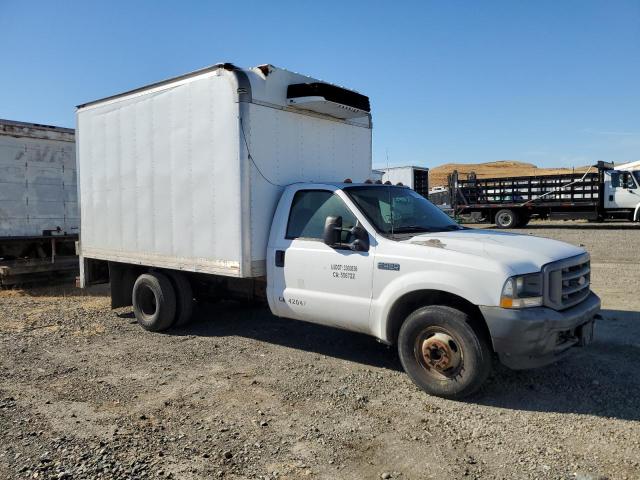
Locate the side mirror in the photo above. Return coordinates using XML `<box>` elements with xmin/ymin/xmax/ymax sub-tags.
<box><xmin>349</xmin><ymin>223</ymin><xmax>370</xmax><ymax>252</ymax></box>
<box><xmin>323</xmin><ymin>217</ymin><xmax>370</xmax><ymax>252</ymax></box>
<box><xmin>323</xmin><ymin>216</ymin><xmax>342</xmax><ymax>247</ymax></box>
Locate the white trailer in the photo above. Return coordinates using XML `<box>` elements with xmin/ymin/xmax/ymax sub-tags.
<box><xmin>77</xmin><ymin>63</ymin><xmax>600</xmax><ymax>399</ymax></box>
<box><xmin>0</xmin><ymin>119</ymin><xmax>78</xmax><ymax>285</ymax></box>
<box><xmin>370</xmin><ymin>169</ymin><xmax>385</xmax><ymax>181</ymax></box>
<box><xmin>378</xmin><ymin>166</ymin><xmax>430</xmax><ymax>197</ymax></box>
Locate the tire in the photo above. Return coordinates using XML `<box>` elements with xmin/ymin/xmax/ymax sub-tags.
<box><xmin>494</xmin><ymin>209</ymin><xmax>519</xmax><ymax>229</ymax></box>
<box><xmin>166</xmin><ymin>271</ymin><xmax>194</xmax><ymax>327</ymax></box>
<box><xmin>397</xmin><ymin>306</ymin><xmax>492</xmax><ymax>399</ymax></box>
<box><xmin>132</xmin><ymin>272</ymin><xmax>177</xmax><ymax>332</ymax></box>
<box><xmin>517</xmin><ymin>215</ymin><xmax>530</xmax><ymax>227</ymax></box>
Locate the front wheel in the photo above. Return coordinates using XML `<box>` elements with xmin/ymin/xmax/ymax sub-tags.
<box><xmin>397</xmin><ymin>306</ymin><xmax>492</xmax><ymax>399</ymax></box>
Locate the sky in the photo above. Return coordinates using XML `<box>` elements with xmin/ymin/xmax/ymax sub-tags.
<box><xmin>1</xmin><ymin>0</ymin><xmax>638</xmax><ymax>169</ymax></box>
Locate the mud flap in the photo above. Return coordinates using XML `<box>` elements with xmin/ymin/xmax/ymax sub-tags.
<box><xmin>108</xmin><ymin>262</ymin><xmax>137</xmax><ymax>309</ymax></box>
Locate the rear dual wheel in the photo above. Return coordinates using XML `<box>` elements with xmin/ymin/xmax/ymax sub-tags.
<box><xmin>517</xmin><ymin>215</ymin><xmax>530</xmax><ymax>227</ymax></box>
<box><xmin>166</xmin><ymin>271</ymin><xmax>194</xmax><ymax>327</ymax></box>
<box><xmin>494</xmin><ymin>209</ymin><xmax>519</xmax><ymax>228</ymax></box>
<box><xmin>494</xmin><ymin>209</ymin><xmax>530</xmax><ymax>228</ymax></box>
<box><xmin>132</xmin><ymin>272</ymin><xmax>176</xmax><ymax>332</ymax></box>
<box><xmin>132</xmin><ymin>271</ymin><xmax>194</xmax><ymax>332</ymax></box>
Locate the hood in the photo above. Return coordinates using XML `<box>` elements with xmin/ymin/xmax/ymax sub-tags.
<box><xmin>403</xmin><ymin>229</ymin><xmax>585</xmax><ymax>275</ymax></box>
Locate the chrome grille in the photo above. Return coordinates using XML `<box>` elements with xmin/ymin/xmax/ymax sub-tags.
<box><xmin>543</xmin><ymin>253</ymin><xmax>591</xmax><ymax>310</ymax></box>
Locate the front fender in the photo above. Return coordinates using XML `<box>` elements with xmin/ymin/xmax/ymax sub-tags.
<box><xmin>369</xmin><ymin>270</ymin><xmax>502</xmax><ymax>342</ymax></box>
<box><xmin>634</xmin><ymin>203</ymin><xmax>640</xmax><ymax>221</ymax></box>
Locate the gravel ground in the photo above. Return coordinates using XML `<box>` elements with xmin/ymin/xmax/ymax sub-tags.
<box><xmin>1</xmin><ymin>220</ymin><xmax>639</xmax><ymax>480</ymax></box>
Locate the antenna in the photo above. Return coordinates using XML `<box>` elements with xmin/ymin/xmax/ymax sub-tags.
<box><xmin>386</xmin><ymin>148</ymin><xmax>394</xmax><ymax>236</ymax></box>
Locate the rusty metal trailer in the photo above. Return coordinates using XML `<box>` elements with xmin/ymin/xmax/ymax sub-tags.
<box><xmin>448</xmin><ymin>161</ymin><xmax>640</xmax><ymax>228</ymax></box>
<box><xmin>0</xmin><ymin>119</ymin><xmax>79</xmax><ymax>285</ymax></box>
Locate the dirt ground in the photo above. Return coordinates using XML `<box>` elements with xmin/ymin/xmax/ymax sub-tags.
<box><xmin>1</xmin><ymin>220</ymin><xmax>639</xmax><ymax>480</ymax></box>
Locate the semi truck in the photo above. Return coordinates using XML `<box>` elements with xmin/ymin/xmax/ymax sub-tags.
<box><xmin>448</xmin><ymin>161</ymin><xmax>640</xmax><ymax>228</ymax></box>
<box><xmin>0</xmin><ymin>119</ymin><xmax>78</xmax><ymax>286</ymax></box>
<box><xmin>76</xmin><ymin>63</ymin><xmax>601</xmax><ymax>398</ymax></box>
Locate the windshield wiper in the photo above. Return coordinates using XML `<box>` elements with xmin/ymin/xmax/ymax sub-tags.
<box><xmin>391</xmin><ymin>225</ymin><xmax>435</xmax><ymax>233</ymax></box>
<box><xmin>391</xmin><ymin>224</ymin><xmax>462</xmax><ymax>234</ymax></box>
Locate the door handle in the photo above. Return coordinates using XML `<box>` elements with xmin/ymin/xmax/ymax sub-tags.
<box><xmin>275</xmin><ymin>250</ymin><xmax>285</xmax><ymax>267</ymax></box>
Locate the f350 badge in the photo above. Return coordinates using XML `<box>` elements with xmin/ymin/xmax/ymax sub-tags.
<box><xmin>378</xmin><ymin>262</ymin><xmax>400</xmax><ymax>271</ymax></box>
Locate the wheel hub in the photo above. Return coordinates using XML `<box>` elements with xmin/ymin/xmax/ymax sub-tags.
<box><xmin>497</xmin><ymin>212</ymin><xmax>511</xmax><ymax>226</ymax></box>
<box><xmin>420</xmin><ymin>332</ymin><xmax>462</xmax><ymax>374</ymax></box>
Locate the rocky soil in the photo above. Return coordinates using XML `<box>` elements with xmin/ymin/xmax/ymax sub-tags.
<box><xmin>1</xmin><ymin>220</ymin><xmax>639</xmax><ymax>479</ymax></box>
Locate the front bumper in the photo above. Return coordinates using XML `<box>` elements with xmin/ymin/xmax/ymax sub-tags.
<box><xmin>480</xmin><ymin>292</ymin><xmax>601</xmax><ymax>369</ymax></box>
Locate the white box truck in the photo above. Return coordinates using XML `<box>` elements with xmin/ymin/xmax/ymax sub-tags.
<box><xmin>77</xmin><ymin>63</ymin><xmax>601</xmax><ymax>398</ymax></box>
<box><xmin>378</xmin><ymin>166</ymin><xmax>430</xmax><ymax>198</ymax></box>
<box><xmin>0</xmin><ymin>119</ymin><xmax>79</xmax><ymax>285</ymax></box>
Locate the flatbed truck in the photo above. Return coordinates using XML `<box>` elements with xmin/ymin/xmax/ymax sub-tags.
<box><xmin>448</xmin><ymin>161</ymin><xmax>640</xmax><ymax>228</ymax></box>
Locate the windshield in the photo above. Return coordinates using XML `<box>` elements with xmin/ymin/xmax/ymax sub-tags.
<box><xmin>345</xmin><ymin>186</ymin><xmax>461</xmax><ymax>234</ymax></box>
<box><xmin>633</xmin><ymin>171</ymin><xmax>640</xmax><ymax>187</ymax></box>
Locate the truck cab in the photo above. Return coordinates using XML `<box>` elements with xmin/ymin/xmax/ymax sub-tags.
<box><xmin>267</xmin><ymin>182</ymin><xmax>601</xmax><ymax>397</ymax></box>
<box><xmin>604</xmin><ymin>169</ymin><xmax>640</xmax><ymax>219</ymax></box>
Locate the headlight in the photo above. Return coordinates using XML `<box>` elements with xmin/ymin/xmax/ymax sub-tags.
<box><xmin>500</xmin><ymin>273</ymin><xmax>543</xmax><ymax>308</ymax></box>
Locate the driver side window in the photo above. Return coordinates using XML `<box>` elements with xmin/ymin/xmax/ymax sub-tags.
<box><xmin>623</xmin><ymin>172</ymin><xmax>637</xmax><ymax>189</ymax></box>
<box><xmin>286</xmin><ymin>190</ymin><xmax>357</xmax><ymax>241</ymax></box>
<box><xmin>609</xmin><ymin>171</ymin><xmax>620</xmax><ymax>188</ymax></box>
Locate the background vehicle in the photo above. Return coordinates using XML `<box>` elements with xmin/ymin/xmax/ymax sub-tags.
<box><xmin>377</xmin><ymin>166</ymin><xmax>430</xmax><ymax>198</ymax></box>
<box><xmin>428</xmin><ymin>185</ymin><xmax>450</xmax><ymax>208</ymax></box>
<box><xmin>77</xmin><ymin>63</ymin><xmax>600</xmax><ymax>398</ymax></box>
<box><xmin>0</xmin><ymin>119</ymin><xmax>78</xmax><ymax>286</ymax></box>
<box><xmin>448</xmin><ymin>161</ymin><xmax>640</xmax><ymax>228</ymax></box>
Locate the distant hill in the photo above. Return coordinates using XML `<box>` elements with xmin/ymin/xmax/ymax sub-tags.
<box><xmin>429</xmin><ymin>160</ymin><xmax>590</xmax><ymax>188</ymax></box>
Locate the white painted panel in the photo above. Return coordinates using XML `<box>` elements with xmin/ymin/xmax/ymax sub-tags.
<box><xmin>77</xmin><ymin>72</ymin><xmax>243</xmax><ymax>274</ymax></box>
<box><xmin>381</xmin><ymin>167</ymin><xmax>416</xmax><ymax>188</ymax></box>
<box><xmin>246</xmin><ymin>104</ymin><xmax>371</xmax><ymax>269</ymax></box>
<box><xmin>0</xmin><ymin>125</ymin><xmax>76</xmax><ymax>237</ymax></box>
<box><xmin>77</xmin><ymin>65</ymin><xmax>372</xmax><ymax>277</ymax></box>
<box><xmin>118</xmin><ymin>100</ymin><xmax>138</xmax><ymax>252</ymax></box>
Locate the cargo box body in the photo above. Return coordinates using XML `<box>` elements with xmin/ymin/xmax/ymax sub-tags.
<box><xmin>77</xmin><ymin>64</ymin><xmax>372</xmax><ymax>280</ymax></box>
<box><xmin>0</xmin><ymin>119</ymin><xmax>77</xmax><ymax>237</ymax></box>
<box><xmin>379</xmin><ymin>166</ymin><xmax>430</xmax><ymax>198</ymax></box>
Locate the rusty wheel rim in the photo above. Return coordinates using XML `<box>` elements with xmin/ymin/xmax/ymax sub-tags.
<box><xmin>414</xmin><ymin>328</ymin><xmax>463</xmax><ymax>380</ymax></box>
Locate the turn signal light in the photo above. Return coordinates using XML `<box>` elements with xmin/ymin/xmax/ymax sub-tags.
<box><xmin>500</xmin><ymin>297</ymin><xmax>513</xmax><ymax>308</ymax></box>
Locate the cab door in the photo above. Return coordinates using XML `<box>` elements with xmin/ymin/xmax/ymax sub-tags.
<box><xmin>604</xmin><ymin>170</ymin><xmax>639</xmax><ymax>209</ymax></box>
<box><xmin>267</xmin><ymin>189</ymin><xmax>374</xmax><ymax>334</ymax></box>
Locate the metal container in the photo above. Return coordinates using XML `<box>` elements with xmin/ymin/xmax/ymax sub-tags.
<box><xmin>76</xmin><ymin>63</ymin><xmax>372</xmax><ymax>280</ymax></box>
<box><xmin>378</xmin><ymin>166</ymin><xmax>430</xmax><ymax>197</ymax></box>
<box><xmin>0</xmin><ymin>119</ymin><xmax>77</xmax><ymax>237</ymax></box>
